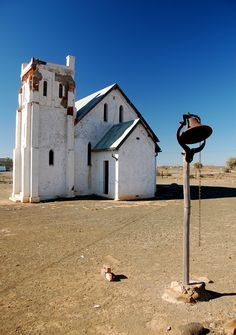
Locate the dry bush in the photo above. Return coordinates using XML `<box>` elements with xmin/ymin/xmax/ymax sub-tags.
<box><xmin>226</xmin><ymin>157</ymin><xmax>236</xmax><ymax>170</ymax></box>
<box><xmin>193</xmin><ymin>162</ymin><xmax>203</xmax><ymax>170</ymax></box>
<box><xmin>223</xmin><ymin>167</ymin><xmax>231</xmax><ymax>173</ymax></box>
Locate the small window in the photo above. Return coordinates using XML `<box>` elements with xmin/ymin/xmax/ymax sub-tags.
<box><xmin>87</xmin><ymin>142</ymin><xmax>92</xmax><ymax>166</ymax></box>
<box><xmin>119</xmin><ymin>105</ymin><xmax>123</xmax><ymax>123</ymax></box>
<box><xmin>59</xmin><ymin>83</ymin><xmax>63</xmax><ymax>98</ymax></box>
<box><xmin>43</xmin><ymin>81</ymin><xmax>47</xmax><ymax>96</ymax></box>
<box><xmin>104</xmin><ymin>103</ymin><xmax>108</xmax><ymax>122</ymax></box>
<box><xmin>49</xmin><ymin>150</ymin><xmax>54</xmax><ymax>165</ymax></box>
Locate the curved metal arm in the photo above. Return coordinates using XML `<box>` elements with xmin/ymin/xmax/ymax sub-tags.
<box><xmin>176</xmin><ymin>114</ymin><xmax>205</xmax><ymax>163</ymax></box>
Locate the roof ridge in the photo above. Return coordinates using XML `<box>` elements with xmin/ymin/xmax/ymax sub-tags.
<box><xmin>76</xmin><ymin>83</ymin><xmax>116</xmax><ymax>104</ymax></box>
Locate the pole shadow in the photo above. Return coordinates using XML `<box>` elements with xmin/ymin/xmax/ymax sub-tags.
<box><xmin>199</xmin><ymin>290</ymin><xmax>236</xmax><ymax>302</ymax></box>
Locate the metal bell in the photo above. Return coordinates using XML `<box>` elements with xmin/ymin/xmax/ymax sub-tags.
<box><xmin>179</xmin><ymin>117</ymin><xmax>213</xmax><ymax>144</ymax></box>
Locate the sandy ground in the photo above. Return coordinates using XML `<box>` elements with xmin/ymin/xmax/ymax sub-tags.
<box><xmin>0</xmin><ymin>170</ymin><xmax>235</xmax><ymax>335</ymax></box>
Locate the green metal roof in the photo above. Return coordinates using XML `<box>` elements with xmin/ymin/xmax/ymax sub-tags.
<box><xmin>93</xmin><ymin>120</ymin><xmax>137</xmax><ymax>151</ymax></box>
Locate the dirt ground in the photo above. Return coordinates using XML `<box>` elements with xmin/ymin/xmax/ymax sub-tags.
<box><xmin>0</xmin><ymin>169</ymin><xmax>235</xmax><ymax>335</ymax></box>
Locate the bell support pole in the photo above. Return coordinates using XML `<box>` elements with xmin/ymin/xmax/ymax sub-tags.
<box><xmin>182</xmin><ymin>156</ymin><xmax>190</xmax><ymax>285</ymax></box>
<box><xmin>177</xmin><ymin>113</ymin><xmax>212</xmax><ymax>286</ymax></box>
<box><xmin>162</xmin><ymin>113</ymin><xmax>213</xmax><ymax>304</ymax></box>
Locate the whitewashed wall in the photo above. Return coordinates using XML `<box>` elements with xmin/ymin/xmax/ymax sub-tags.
<box><xmin>74</xmin><ymin>88</ymin><xmax>138</xmax><ymax>195</ymax></box>
<box><xmin>36</xmin><ymin>64</ymin><xmax>75</xmax><ymax>199</ymax></box>
<box><xmin>118</xmin><ymin>124</ymin><xmax>156</xmax><ymax>200</ymax></box>
<box><xmin>38</xmin><ymin>108</ymin><xmax>67</xmax><ymax>199</ymax></box>
<box><xmin>92</xmin><ymin>151</ymin><xmax>116</xmax><ymax>198</ymax></box>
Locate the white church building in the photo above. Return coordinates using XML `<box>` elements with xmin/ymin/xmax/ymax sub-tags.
<box><xmin>11</xmin><ymin>56</ymin><xmax>161</xmax><ymax>203</ymax></box>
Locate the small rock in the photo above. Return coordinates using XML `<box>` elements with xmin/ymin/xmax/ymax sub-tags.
<box><xmin>101</xmin><ymin>265</ymin><xmax>115</xmax><ymax>281</ymax></box>
<box><xmin>224</xmin><ymin>318</ymin><xmax>236</xmax><ymax>335</ymax></box>
<box><xmin>209</xmin><ymin>322</ymin><xmax>216</xmax><ymax>329</ymax></box>
<box><xmin>162</xmin><ymin>288</ymin><xmax>195</xmax><ymax>304</ymax></box>
<box><xmin>177</xmin><ymin>293</ymin><xmax>195</xmax><ymax>304</ymax></box>
<box><xmin>101</xmin><ymin>264</ymin><xmax>112</xmax><ymax>276</ymax></box>
<box><xmin>163</xmin><ymin>281</ymin><xmax>207</xmax><ymax>304</ymax></box>
<box><xmin>167</xmin><ymin>325</ymin><xmax>172</xmax><ymax>331</ymax></box>
<box><xmin>179</xmin><ymin>322</ymin><xmax>209</xmax><ymax>335</ymax></box>
<box><xmin>93</xmin><ymin>304</ymin><xmax>101</xmax><ymax>309</ymax></box>
<box><xmin>105</xmin><ymin>272</ymin><xmax>113</xmax><ymax>281</ymax></box>
<box><xmin>170</xmin><ymin>281</ymin><xmax>184</xmax><ymax>292</ymax></box>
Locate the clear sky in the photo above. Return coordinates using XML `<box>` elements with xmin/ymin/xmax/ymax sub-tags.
<box><xmin>0</xmin><ymin>0</ymin><xmax>235</xmax><ymax>166</ymax></box>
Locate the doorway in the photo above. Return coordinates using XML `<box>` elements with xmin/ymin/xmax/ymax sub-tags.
<box><xmin>103</xmin><ymin>160</ymin><xmax>109</xmax><ymax>194</ymax></box>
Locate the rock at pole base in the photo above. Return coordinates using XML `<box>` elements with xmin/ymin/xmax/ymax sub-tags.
<box><xmin>162</xmin><ymin>280</ymin><xmax>208</xmax><ymax>304</ymax></box>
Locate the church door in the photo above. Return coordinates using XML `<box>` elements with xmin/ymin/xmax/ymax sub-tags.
<box><xmin>103</xmin><ymin>160</ymin><xmax>109</xmax><ymax>194</ymax></box>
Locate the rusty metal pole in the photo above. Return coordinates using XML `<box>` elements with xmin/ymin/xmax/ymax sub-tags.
<box><xmin>177</xmin><ymin>113</ymin><xmax>212</xmax><ymax>287</ymax></box>
<box><xmin>183</xmin><ymin>156</ymin><xmax>190</xmax><ymax>285</ymax></box>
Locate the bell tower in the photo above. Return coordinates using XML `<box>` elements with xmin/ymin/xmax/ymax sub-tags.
<box><xmin>11</xmin><ymin>56</ymin><xmax>76</xmax><ymax>202</ymax></box>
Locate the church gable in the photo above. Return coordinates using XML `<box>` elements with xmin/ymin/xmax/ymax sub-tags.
<box><xmin>75</xmin><ymin>83</ymin><xmax>160</xmax><ymax>150</ymax></box>
<box><xmin>75</xmin><ymin>84</ymin><xmax>138</xmax><ymax>127</ymax></box>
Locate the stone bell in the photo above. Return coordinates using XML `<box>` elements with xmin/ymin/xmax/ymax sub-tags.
<box><xmin>179</xmin><ymin>116</ymin><xmax>213</xmax><ymax>145</ymax></box>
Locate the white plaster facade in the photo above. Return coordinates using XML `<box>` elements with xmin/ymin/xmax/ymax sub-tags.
<box><xmin>11</xmin><ymin>56</ymin><xmax>161</xmax><ymax>203</ymax></box>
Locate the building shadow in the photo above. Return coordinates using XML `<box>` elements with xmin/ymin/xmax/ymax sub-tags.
<box><xmin>41</xmin><ymin>194</ymin><xmax>110</xmax><ymax>203</ymax></box>
<box><xmin>40</xmin><ymin>184</ymin><xmax>236</xmax><ymax>203</ymax></box>
<box><xmin>156</xmin><ymin>184</ymin><xmax>236</xmax><ymax>200</ymax></box>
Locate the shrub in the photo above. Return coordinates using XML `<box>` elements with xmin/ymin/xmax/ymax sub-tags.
<box><xmin>193</xmin><ymin>162</ymin><xmax>203</xmax><ymax>170</ymax></box>
<box><xmin>223</xmin><ymin>167</ymin><xmax>231</xmax><ymax>173</ymax></box>
<box><xmin>226</xmin><ymin>157</ymin><xmax>236</xmax><ymax>170</ymax></box>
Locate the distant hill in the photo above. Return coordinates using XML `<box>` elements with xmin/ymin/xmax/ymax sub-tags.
<box><xmin>0</xmin><ymin>158</ymin><xmax>13</xmax><ymax>171</ymax></box>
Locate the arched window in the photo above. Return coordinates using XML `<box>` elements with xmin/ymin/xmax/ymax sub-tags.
<box><xmin>59</xmin><ymin>83</ymin><xmax>63</xmax><ymax>98</ymax></box>
<box><xmin>119</xmin><ymin>105</ymin><xmax>123</xmax><ymax>123</ymax></box>
<box><xmin>87</xmin><ymin>142</ymin><xmax>92</xmax><ymax>166</ymax></box>
<box><xmin>43</xmin><ymin>81</ymin><xmax>47</xmax><ymax>97</ymax></box>
<box><xmin>49</xmin><ymin>150</ymin><xmax>54</xmax><ymax>165</ymax></box>
<box><xmin>104</xmin><ymin>103</ymin><xmax>108</xmax><ymax>122</ymax></box>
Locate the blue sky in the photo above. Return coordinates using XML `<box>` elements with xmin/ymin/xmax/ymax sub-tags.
<box><xmin>0</xmin><ymin>0</ymin><xmax>235</xmax><ymax>166</ymax></box>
